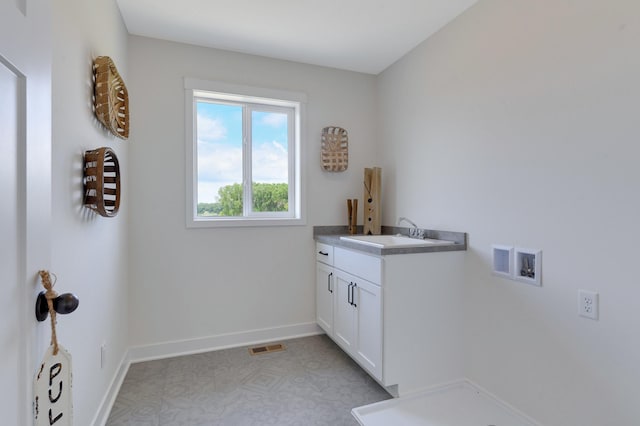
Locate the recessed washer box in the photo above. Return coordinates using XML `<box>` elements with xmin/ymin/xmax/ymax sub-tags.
<box><xmin>514</xmin><ymin>248</ymin><xmax>542</xmax><ymax>286</ymax></box>
<box><xmin>491</xmin><ymin>245</ymin><xmax>514</xmax><ymax>278</ymax></box>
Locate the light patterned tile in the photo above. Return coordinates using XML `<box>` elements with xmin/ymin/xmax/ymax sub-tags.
<box><xmin>106</xmin><ymin>335</ymin><xmax>391</xmax><ymax>426</ymax></box>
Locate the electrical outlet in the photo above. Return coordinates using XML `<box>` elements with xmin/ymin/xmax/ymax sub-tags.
<box><xmin>101</xmin><ymin>342</ymin><xmax>107</xmax><ymax>369</ymax></box>
<box><xmin>578</xmin><ymin>290</ymin><xmax>599</xmax><ymax>320</ymax></box>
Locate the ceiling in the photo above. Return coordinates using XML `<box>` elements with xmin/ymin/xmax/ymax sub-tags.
<box><xmin>116</xmin><ymin>0</ymin><xmax>478</xmax><ymax>75</ymax></box>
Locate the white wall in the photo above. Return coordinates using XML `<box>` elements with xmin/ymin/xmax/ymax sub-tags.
<box><xmin>127</xmin><ymin>36</ymin><xmax>377</xmax><ymax>347</ymax></box>
<box><xmin>377</xmin><ymin>0</ymin><xmax>640</xmax><ymax>424</ymax></box>
<box><xmin>52</xmin><ymin>0</ymin><xmax>129</xmax><ymax>424</ymax></box>
<box><xmin>49</xmin><ymin>1</ymin><xmax>640</xmax><ymax>423</ymax></box>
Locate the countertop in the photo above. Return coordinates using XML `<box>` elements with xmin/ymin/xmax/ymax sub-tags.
<box><xmin>313</xmin><ymin>226</ymin><xmax>467</xmax><ymax>256</ymax></box>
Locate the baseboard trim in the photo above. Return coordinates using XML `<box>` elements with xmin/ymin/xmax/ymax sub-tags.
<box><xmin>464</xmin><ymin>379</ymin><xmax>543</xmax><ymax>426</ymax></box>
<box><xmin>128</xmin><ymin>322</ymin><xmax>322</xmax><ymax>363</ymax></box>
<box><xmin>91</xmin><ymin>351</ymin><xmax>131</xmax><ymax>426</ymax></box>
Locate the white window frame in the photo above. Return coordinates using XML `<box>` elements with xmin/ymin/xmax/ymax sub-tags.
<box><xmin>185</xmin><ymin>78</ymin><xmax>306</xmax><ymax>228</ymax></box>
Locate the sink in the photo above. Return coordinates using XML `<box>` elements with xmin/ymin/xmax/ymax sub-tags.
<box><xmin>339</xmin><ymin>234</ymin><xmax>454</xmax><ymax>248</ymax></box>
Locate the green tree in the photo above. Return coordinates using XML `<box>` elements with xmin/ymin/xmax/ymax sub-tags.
<box><xmin>217</xmin><ymin>183</ymin><xmax>243</xmax><ymax>216</ymax></box>
<box><xmin>197</xmin><ymin>202</ymin><xmax>222</xmax><ymax>216</ymax></box>
<box><xmin>201</xmin><ymin>182</ymin><xmax>289</xmax><ymax>216</ymax></box>
<box><xmin>253</xmin><ymin>183</ymin><xmax>288</xmax><ymax>212</ymax></box>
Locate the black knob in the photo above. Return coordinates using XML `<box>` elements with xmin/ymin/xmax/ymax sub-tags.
<box><xmin>56</xmin><ymin>293</ymin><xmax>80</xmax><ymax>314</ymax></box>
<box><xmin>35</xmin><ymin>291</ymin><xmax>80</xmax><ymax>322</ymax></box>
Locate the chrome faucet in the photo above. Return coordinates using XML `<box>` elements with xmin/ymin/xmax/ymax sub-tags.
<box><xmin>397</xmin><ymin>217</ymin><xmax>424</xmax><ymax>238</ymax></box>
<box><xmin>397</xmin><ymin>216</ymin><xmax>418</xmax><ymax>229</ymax></box>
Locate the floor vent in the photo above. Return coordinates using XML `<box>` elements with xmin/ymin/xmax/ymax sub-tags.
<box><xmin>248</xmin><ymin>343</ymin><xmax>285</xmax><ymax>355</ymax></box>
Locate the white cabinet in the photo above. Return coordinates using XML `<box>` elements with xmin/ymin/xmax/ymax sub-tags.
<box><xmin>316</xmin><ymin>261</ymin><xmax>334</xmax><ymax>334</ymax></box>
<box><xmin>333</xmin><ymin>269</ymin><xmax>382</xmax><ymax>379</ymax></box>
<box><xmin>332</xmin><ymin>270</ymin><xmax>355</xmax><ymax>352</ymax></box>
<box><xmin>316</xmin><ymin>243</ymin><xmax>382</xmax><ymax>381</ymax></box>
<box><xmin>353</xmin><ymin>277</ymin><xmax>382</xmax><ymax>378</ymax></box>
<box><xmin>315</xmin><ymin>240</ymin><xmax>466</xmax><ymax>397</ymax></box>
<box><xmin>315</xmin><ymin>243</ymin><xmax>334</xmax><ymax>335</ymax></box>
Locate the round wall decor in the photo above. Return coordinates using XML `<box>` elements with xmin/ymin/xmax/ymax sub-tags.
<box><xmin>83</xmin><ymin>147</ymin><xmax>121</xmax><ymax>217</ymax></box>
<box><xmin>93</xmin><ymin>56</ymin><xmax>130</xmax><ymax>139</ymax></box>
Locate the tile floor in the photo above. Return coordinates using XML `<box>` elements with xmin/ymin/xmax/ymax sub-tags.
<box><xmin>106</xmin><ymin>334</ymin><xmax>391</xmax><ymax>425</ymax></box>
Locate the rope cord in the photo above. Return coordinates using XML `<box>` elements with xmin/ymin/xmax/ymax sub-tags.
<box><xmin>38</xmin><ymin>270</ymin><xmax>59</xmax><ymax>355</ymax></box>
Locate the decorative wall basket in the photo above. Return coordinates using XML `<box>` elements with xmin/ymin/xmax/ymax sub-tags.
<box><xmin>93</xmin><ymin>56</ymin><xmax>129</xmax><ymax>139</ymax></box>
<box><xmin>321</xmin><ymin>126</ymin><xmax>348</xmax><ymax>172</ymax></box>
<box><xmin>83</xmin><ymin>147</ymin><xmax>121</xmax><ymax>217</ymax></box>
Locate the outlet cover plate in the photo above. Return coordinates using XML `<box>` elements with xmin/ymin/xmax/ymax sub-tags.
<box><xmin>579</xmin><ymin>290</ymin><xmax>599</xmax><ymax>320</ymax></box>
<box><xmin>101</xmin><ymin>342</ymin><xmax>107</xmax><ymax>369</ymax></box>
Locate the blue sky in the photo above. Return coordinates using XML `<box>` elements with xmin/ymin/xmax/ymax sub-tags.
<box><xmin>196</xmin><ymin>101</ymin><xmax>289</xmax><ymax>203</ymax></box>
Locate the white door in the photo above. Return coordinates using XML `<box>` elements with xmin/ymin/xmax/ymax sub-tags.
<box><xmin>0</xmin><ymin>0</ymin><xmax>52</xmax><ymax>424</ymax></box>
<box><xmin>316</xmin><ymin>262</ymin><xmax>334</xmax><ymax>335</ymax></box>
<box><xmin>333</xmin><ymin>270</ymin><xmax>356</xmax><ymax>353</ymax></box>
<box><xmin>354</xmin><ymin>279</ymin><xmax>382</xmax><ymax>380</ymax></box>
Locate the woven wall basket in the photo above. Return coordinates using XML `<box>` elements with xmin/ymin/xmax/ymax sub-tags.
<box><xmin>84</xmin><ymin>147</ymin><xmax>121</xmax><ymax>217</ymax></box>
<box><xmin>93</xmin><ymin>56</ymin><xmax>129</xmax><ymax>139</ymax></box>
<box><xmin>321</xmin><ymin>126</ymin><xmax>348</xmax><ymax>172</ymax></box>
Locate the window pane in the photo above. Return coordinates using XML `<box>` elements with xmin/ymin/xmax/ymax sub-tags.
<box><xmin>196</xmin><ymin>101</ymin><xmax>243</xmax><ymax>217</ymax></box>
<box><xmin>251</xmin><ymin>110</ymin><xmax>289</xmax><ymax>213</ymax></box>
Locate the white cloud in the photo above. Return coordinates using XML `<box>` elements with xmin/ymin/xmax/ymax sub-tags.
<box><xmin>196</xmin><ymin>143</ymin><xmax>240</xmax><ymax>202</ymax></box>
<box><xmin>197</xmin><ymin>140</ymin><xmax>242</xmax><ymax>183</ymax></box>
<box><xmin>196</xmin><ymin>139</ymin><xmax>289</xmax><ymax>203</ymax></box>
<box><xmin>260</xmin><ymin>112</ymin><xmax>287</xmax><ymax>128</ymax></box>
<box><xmin>253</xmin><ymin>141</ymin><xmax>288</xmax><ymax>182</ymax></box>
<box><xmin>197</xmin><ymin>114</ymin><xmax>227</xmax><ymax>141</ymax></box>
<box><xmin>198</xmin><ymin>181</ymin><xmax>226</xmax><ymax>204</ymax></box>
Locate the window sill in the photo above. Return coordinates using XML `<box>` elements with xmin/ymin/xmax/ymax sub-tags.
<box><xmin>187</xmin><ymin>216</ymin><xmax>306</xmax><ymax>228</ymax></box>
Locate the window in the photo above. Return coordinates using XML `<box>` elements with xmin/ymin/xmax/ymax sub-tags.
<box><xmin>185</xmin><ymin>78</ymin><xmax>306</xmax><ymax>227</ymax></box>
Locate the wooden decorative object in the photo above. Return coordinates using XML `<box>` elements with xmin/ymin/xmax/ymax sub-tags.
<box><xmin>363</xmin><ymin>167</ymin><xmax>381</xmax><ymax>235</ymax></box>
<box><xmin>93</xmin><ymin>56</ymin><xmax>129</xmax><ymax>139</ymax></box>
<box><xmin>347</xmin><ymin>199</ymin><xmax>358</xmax><ymax>234</ymax></box>
<box><xmin>83</xmin><ymin>147</ymin><xmax>121</xmax><ymax>217</ymax></box>
<box><xmin>321</xmin><ymin>126</ymin><xmax>348</xmax><ymax>172</ymax></box>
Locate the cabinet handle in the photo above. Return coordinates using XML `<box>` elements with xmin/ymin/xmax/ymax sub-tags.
<box><xmin>352</xmin><ymin>283</ymin><xmax>358</xmax><ymax>308</ymax></box>
<box><xmin>347</xmin><ymin>282</ymin><xmax>353</xmax><ymax>305</ymax></box>
<box><xmin>318</xmin><ymin>251</ymin><xmax>329</xmax><ymax>256</ymax></box>
<box><xmin>328</xmin><ymin>272</ymin><xmax>333</xmax><ymax>293</ymax></box>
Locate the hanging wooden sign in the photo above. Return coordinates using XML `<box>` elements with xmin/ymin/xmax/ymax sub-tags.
<box><xmin>34</xmin><ymin>344</ymin><xmax>73</xmax><ymax>426</ymax></box>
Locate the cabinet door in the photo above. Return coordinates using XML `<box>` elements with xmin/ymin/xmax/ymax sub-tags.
<box><xmin>333</xmin><ymin>270</ymin><xmax>356</xmax><ymax>353</ymax></box>
<box><xmin>316</xmin><ymin>262</ymin><xmax>334</xmax><ymax>335</ymax></box>
<box><xmin>354</xmin><ymin>280</ymin><xmax>383</xmax><ymax>380</ymax></box>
